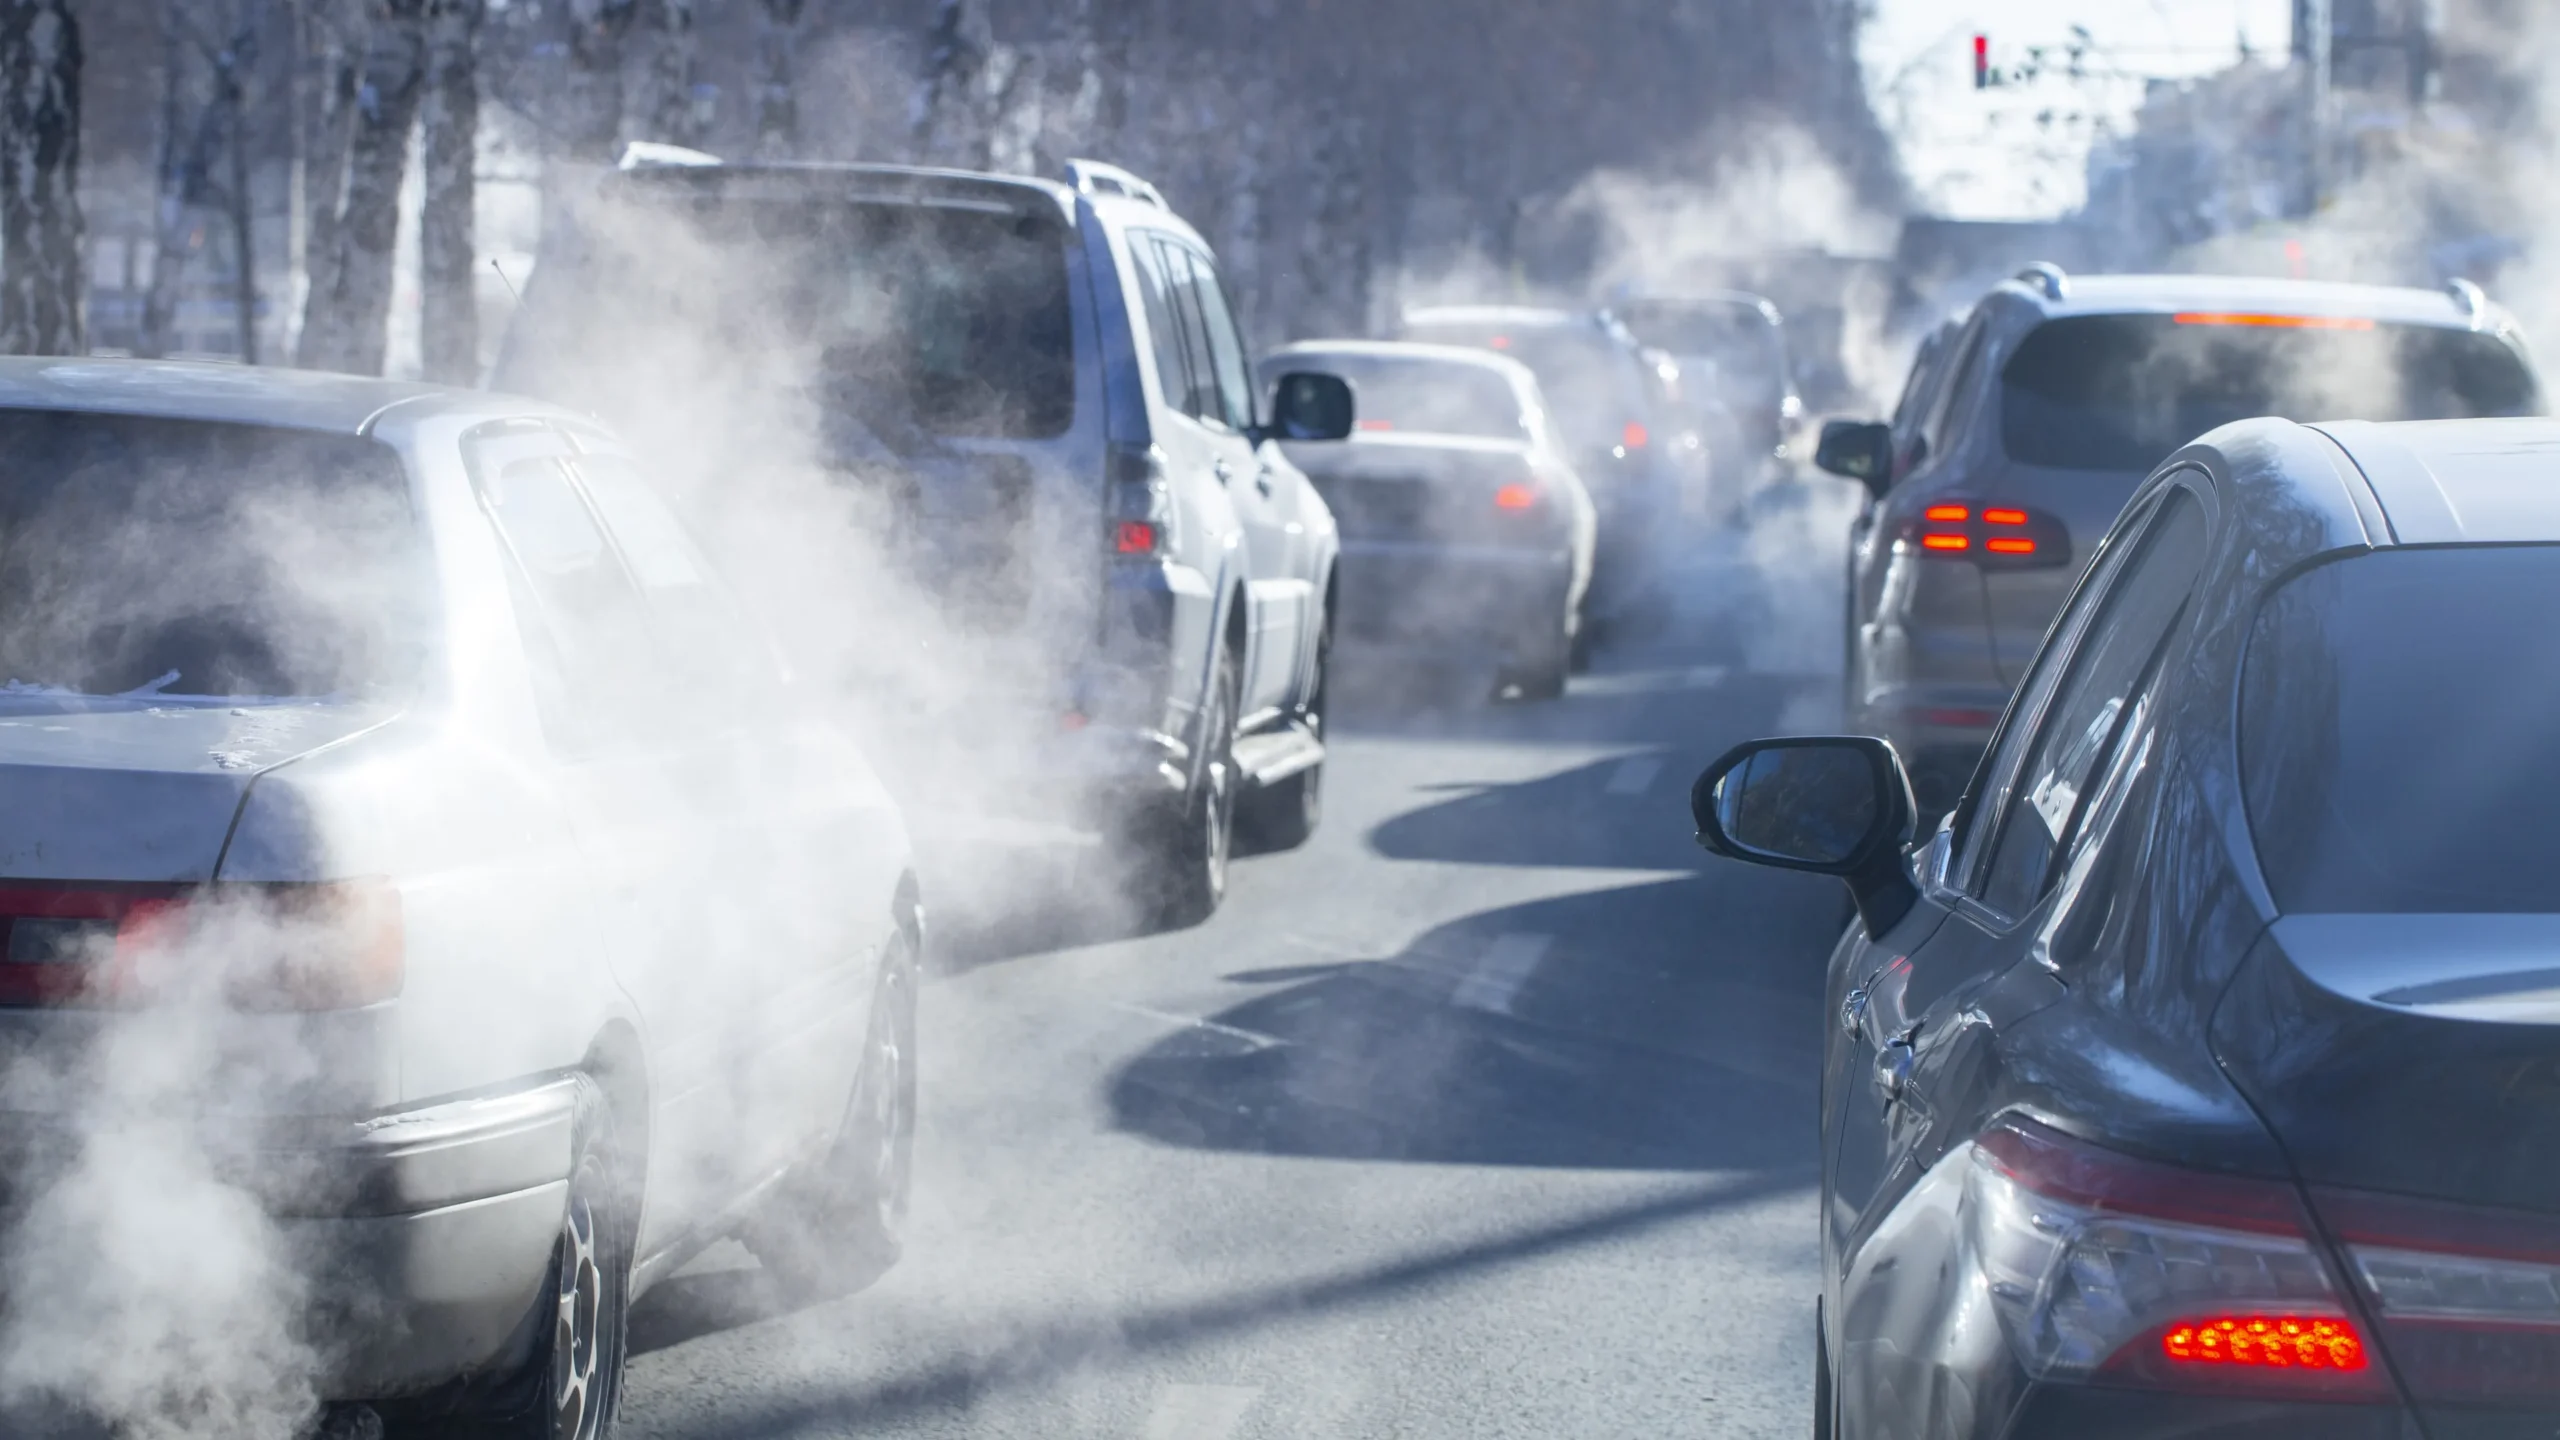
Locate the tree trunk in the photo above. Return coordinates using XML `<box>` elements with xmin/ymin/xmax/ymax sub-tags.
<box><xmin>750</xmin><ymin>0</ymin><xmax>802</xmax><ymax>157</ymax></box>
<box><xmin>637</xmin><ymin>0</ymin><xmax>697</xmax><ymax>148</ymax></box>
<box><xmin>564</xmin><ymin>0</ymin><xmax>635</xmax><ymax>162</ymax></box>
<box><xmin>418</xmin><ymin>0</ymin><xmax>480</xmax><ymax>384</ymax></box>
<box><xmin>912</xmin><ymin>0</ymin><xmax>989</xmax><ymax>167</ymax></box>
<box><xmin>0</xmin><ymin>0</ymin><xmax>84</xmax><ymax>356</ymax></box>
<box><xmin>293</xmin><ymin>0</ymin><xmax>364</xmax><ymax>363</ymax></box>
<box><xmin>298</xmin><ymin>0</ymin><xmax>426</xmax><ymax>375</ymax></box>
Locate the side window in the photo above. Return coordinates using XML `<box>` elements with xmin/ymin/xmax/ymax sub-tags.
<box><xmin>1127</xmin><ymin>236</ymin><xmax>1193</xmax><ymax>419</ymax></box>
<box><xmin>1180</xmin><ymin>247</ymin><xmax>1258</xmax><ymax>432</ymax></box>
<box><xmin>480</xmin><ymin>455</ymin><xmax>659</xmax><ymax>752</ymax></box>
<box><xmin>1153</xmin><ymin>239</ymin><xmax>1224</xmax><ymax>424</ymax></box>
<box><xmin>1974</xmin><ymin>488</ymin><xmax>2210</xmax><ymax>916</ymax></box>
<box><xmin>1918</xmin><ymin>319</ymin><xmax>1990</xmax><ymax>460</ymax></box>
<box><xmin>574</xmin><ymin>453</ymin><xmax>781</xmax><ymax>711</ymax></box>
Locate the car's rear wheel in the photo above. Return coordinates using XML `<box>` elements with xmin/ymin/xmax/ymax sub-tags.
<box><xmin>1813</xmin><ymin>1299</ymin><xmax>1835</xmax><ymax>1440</ymax></box>
<box><xmin>1504</xmin><ymin>608</ymin><xmax>1572</xmax><ymax>701</ymax></box>
<box><xmin>745</xmin><ymin>931</ymin><xmax>917</xmax><ymax>1304</ymax></box>
<box><xmin>1138</xmin><ymin>643</ymin><xmax>1237</xmax><ymax>928</ymax></box>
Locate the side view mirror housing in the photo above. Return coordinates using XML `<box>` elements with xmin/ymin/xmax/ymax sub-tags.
<box><xmin>1691</xmin><ymin>735</ymin><xmax>1920</xmax><ymax>940</ymax></box>
<box><xmin>1815</xmin><ymin>419</ymin><xmax>1893</xmax><ymax>497</ymax></box>
<box><xmin>1262</xmin><ymin>371</ymin><xmax>1355</xmax><ymax>442</ymax></box>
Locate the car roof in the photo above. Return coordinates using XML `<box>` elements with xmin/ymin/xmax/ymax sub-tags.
<box><xmin>1399</xmin><ymin>305</ymin><xmax>1593</xmax><ymax>331</ymax></box>
<box><xmin>1266</xmin><ymin>338</ymin><xmax>1537</xmax><ymax>382</ymax></box>
<box><xmin>599</xmin><ymin>160</ymin><xmax>1080</xmax><ymax>220</ymax></box>
<box><xmin>0</xmin><ymin>358</ymin><xmax>544</xmax><ymax>435</ymax></box>
<box><xmin>2020</xmin><ymin>273</ymin><xmax>2497</xmax><ymax>331</ymax></box>
<box><xmin>1613</xmin><ymin>291</ymin><xmax>1783</xmax><ymax>322</ymax></box>
<box><xmin>2315</xmin><ymin>418</ymin><xmax>2560</xmax><ymax>545</ymax></box>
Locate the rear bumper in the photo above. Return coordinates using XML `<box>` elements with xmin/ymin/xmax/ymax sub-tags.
<box><xmin>1336</xmin><ymin>542</ymin><xmax>1573</xmax><ymax>657</ymax></box>
<box><xmin>2001</xmin><ymin>1383</ymin><xmax>2406</xmax><ymax>1438</ymax></box>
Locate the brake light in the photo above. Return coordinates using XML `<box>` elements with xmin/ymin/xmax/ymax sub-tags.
<box><xmin>1924</xmin><ymin>504</ymin><xmax>1969</xmax><ymax>522</ymax></box>
<box><xmin>1622</xmin><ymin>422</ymin><xmax>1649</xmax><ymax>450</ymax></box>
<box><xmin>1493</xmin><ymin>483</ymin><xmax>1537</xmax><ymax>510</ymax></box>
<box><xmin>1107</xmin><ymin>443</ymin><xmax>1173</xmax><ymax>558</ymax></box>
<box><xmin>1488</xmin><ymin>336</ymin><xmax>1512</xmax><ymax>350</ymax></box>
<box><xmin>1114</xmin><ymin>519</ymin><xmax>1160</xmax><ymax>554</ymax></box>
<box><xmin>1983</xmin><ymin>507</ymin><xmax>2028</xmax><ymax>525</ymax></box>
<box><xmin>0</xmin><ymin>880</ymin><xmax>403</xmax><ymax>1011</ymax></box>
<box><xmin>1921</xmin><ymin>533</ymin><xmax>1969</xmax><ymax>551</ymax></box>
<box><xmin>2172</xmin><ymin>312</ymin><xmax>2377</xmax><ymax>330</ymax></box>
<box><xmin>1906</xmin><ymin>500</ymin><xmax>2066</xmax><ymax>568</ymax></box>
<box><xmin>1962</xmin><ymin>1116</ymin><xmax>2386</xmax><ymax>1397</ymax></box>
<box><xmin>1356</xmin><ymin>418</ymin><xmax>1394</xmax><ymax>431</ymax></box>
<box><xmin>1987</xmin><ymin>536</ymin><xmax>2036</xmax><ymax>555</ymax></box>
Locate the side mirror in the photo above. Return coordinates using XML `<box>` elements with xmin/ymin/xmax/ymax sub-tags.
<box><xmin>1691</xmin><ymin>735</ymin><xmax>1920</xmax><ymax>939</ymax></box>
<box><xmin>1266</xmin><ymin>371</ymin><xmax>1355</xmax><ymax>442</ymax></box>
<box><xmin>1815</xmin><ymin>420</ymin><xmax>1893</xmax><ymax>496</ymax></box>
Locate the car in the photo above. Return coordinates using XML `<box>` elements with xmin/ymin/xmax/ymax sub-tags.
<box><xmin>1611</xmin><ymin>291</ymin><xmax>1807</xmax><ymax>510</ymax></box>
<box><xmin>1394</xmin><ymin>305</ymin><xmax>1683</xmax><ymax>634</ymax></box>
<box><xmin>1817</xmin><ymin>267</ymin><xmax>2543</xmax><ymax>812</ymax></box>
<box><xmin>0</xmin><ymin>360</ymin><xmax>915</xmax><ymax>1438</ymax></box>
<box><xmin>1695</xmin><ymin>412</ymin><xmax>2560</xmax><ymax>1438</ymax></box>
<box><xmin>495</xmin><ymin>152</ymin><xmax>1351</xmax><ymax>922</ymax></box>
<box><xmin>1260</xmin><ymin>340</ymin><xmax>1597</xmax><ymax>699</ymax></box>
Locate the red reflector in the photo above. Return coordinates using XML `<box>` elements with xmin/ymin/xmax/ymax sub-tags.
<box><xmin>0</xmin><ymin>882</ymin><xmax>401</xmax><ymax>1011</ymax></box>
<box><xmin>1983</xmin><ymin>507</ymin><xmax>2028</xmax><ymax>525</ymax></box>
<box><xmin>1488</xmin><ymin>336</ymin><xmax>1512</xmax><ymax>350</ymax></box>
<box><xmin>1622</xmin><ymin>422</ymin><xmax>1649</xmax><ymax>450</ymax></box>
<box><xmin>1921</xmin><ymin>533</ymin><xmax>1969</xmax><ymax>551</ymax></box>
<box><xmin>1924</xmin><ymin>503</ymin><xmax>1969</xmax><ymax>522</ymax></box>
<box><xmin>1493</xmin><ymin>483</ymin><xmax>1537</xmax><ymax>510</ymax></box>
<box><xmin>2172</xmin><ymin>312</ymin><xmax>2376</xmax><ymax>330</ymax></box>
<box><xmin>2162</xmin><ymin>1316</ymin><xmax>2369</xmax><ymax>1373</ymax></box>
<box><xmin>1987</xmin><ymin>536</ymin><xmax>2036</xmax><ymax>555</ymax></box>
<box><xmin>1356</xmin><ymin>418</ymin><xmax>1394</xmax><ymax>431</ymax></box>
<box><xmin>1114</xmin><ymin>520</ymin><xmax>1159</xmax><ymax>555</ymax></box>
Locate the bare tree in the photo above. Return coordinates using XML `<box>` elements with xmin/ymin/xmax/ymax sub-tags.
<box><xmin>418</xmin><ymin>0</ymin><xmax>480</xmax><ymax>383</ymax></box>
<box><xmin>0</xmin><ymin>0</ymin><xmax>84</xmax><ymax>356</ymax></box>
<box><xmin>750</xmin><ymin>0</ymin><xmax>802</xmax><ymax>156</ymax></box>
<box><xmin>563</xmin><ymin>0</ymin><xmax>635</xmax><ymax>161</ymax></box>
<box><xmin>636</xmin><ymin>0</ymin><xmax>698</xmax><ymax>148</ymax></box>
<box><xmin>298</xmin><ymin>0</ymin><xmax>426</xmax><ymax>374</ymax></box>
<box><xmin>137</xmin><ymin>2</ymin><xmax>263</xmax><ymax>360</ymax></box>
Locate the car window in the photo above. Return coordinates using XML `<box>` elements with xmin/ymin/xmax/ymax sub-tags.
<box><xmin>1890</xmin><ymin>326</ymin><xmax>1952</xmax><ymax>437</ymax></box>
<box><xmin>1180</xmin><ymin>247</ymin><xmax>1258</xmax><ymax>432</ymax></box>
<box><xmin>575</xmin><ymin>454</ymin><xmax>783</xmax><ymax>712</ymax></box>
<box><xmin>1153</xmin><ymin>240</ymin><xmax>1226</xmax><ymax>425</ymax></box>
<box><xmin>481</xmin><ymin>455</ymin><xmax>660</xmax><ymax>752</ymax></box>
<box><xmin>1975</xmin><ymin>488</ymin><xmax>2208</xmax><ymax>916</ymax></box>
<box><xmin>1127</xmin><ymin>235</ymin><xmax>1193</xmax><ymax>420</ymax></box>
<box><xmin>1918</xmin><ymin>318</ymin><xmax>1988</xmax><ymax>462</ymax></box>
<box><xmin>1277</xmin><ymin>353</ymin><xmax>1529</xmax><ymax>441</ymax></box>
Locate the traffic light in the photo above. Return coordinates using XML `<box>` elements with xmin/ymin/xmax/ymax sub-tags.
<box><xmin>1974</xmin><ymin>34</ymin><xmax>1991</xmax><ymax>89</ymax></box>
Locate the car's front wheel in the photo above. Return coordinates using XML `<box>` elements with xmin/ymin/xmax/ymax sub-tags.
<box><xmin>1240</xmin><ymin>621</ymin><xmax>1326</xmax><ymax>853</ymax></box>
<box><xmin>1137</xmin><ymin>642</ymin><xmax>1238</xmax><ymax>928</ymax></box>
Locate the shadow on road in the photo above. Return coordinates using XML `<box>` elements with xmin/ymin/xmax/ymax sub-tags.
<box><xmin>1107</xmin><ymin>873</ymin><xmax>1843</xmax><ymax>1171</ymax></box>
<box><xmin>1366</xmin><ymin>749</ymin><xmax>1707</xmax><ymax>871</ymax></box>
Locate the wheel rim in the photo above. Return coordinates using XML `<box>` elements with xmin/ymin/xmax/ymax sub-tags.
<box><xmin>858</xmin><ymin>961</ymin><xmax>915</xmax><ymax>1234</ymax></box>
<box><xmin>1202</xmin><ymin>670</ymin><xmax>1235</xmax><ymax>900</ymax></box>
<box><xmin>552</xmin><ymin>1187</ymin><xmax>604</xmax><ymax>1439</ymax></box>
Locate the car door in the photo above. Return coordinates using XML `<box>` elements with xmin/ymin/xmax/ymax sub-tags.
<box><xmin>1161</xmin><ymin>238</ymin><xmax>1299</xmax><ymax>716</ymax></box>
<box><xmin>1127</xmin><ymin>231</ymin><xmax>1244</xmax><ymax>719</ymax></box>
<box><xmin>1826</xmin><ymin>482</ymin><xmax>2213</xmax><ymax>1430</ymax></box>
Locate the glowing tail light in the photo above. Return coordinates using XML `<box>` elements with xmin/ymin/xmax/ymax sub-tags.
<box><xmin>1983</xmin><ymin>507</ymin><xmax>2028</xmax><ymax>525</ymax></box>
<box><xmin>1356</xmin><ymin>418</ymin><xmax>1395</xmax><ymax>431</ymax></box>
<box><xmin>1987</xmin><ymin>536</ymin><xmax>2036</xmax><ymax>555</ymax></box>
<box><xmin>1113</xmin><ymin>519</ymin><xmax>1161</xmax><ymax>554</ymax></box>
<box><xmin>1907</xmin><ymin>500</ymin><xmax>2066</xmax><ymax>568</ymax></box>
<box><xmin>1921</xmin><ymin>533</ymin><xmax>1969</xmax><ymax>551</ymax></box>
<box><xmin>1924</xmin><ymin>504</ymin><xmax>1969</xmax><ymax>522</ymax></box>
<box><xmin>1622</xmin><ymin>422</ymin><xmax>1649</xmax><ymax>450</ymax></box>
<box><xmin>0</xmin><ymin>881</ymin><xmax>403</xmax><ymax>1011</ymax></box>
<box><xmin>2172</xmin><ymin>312</ymin><xmax>2376</xmax><ymax>330</ymax></box>
<box><xmin>2162</xmin><ymin>1315</ymin><xmax>2368</xmax><ymax>1372</ymax></box>
<box><xmin>1493</xmin><ymin>483</ymin><xmax>1538</xmax><ymax>511</ymax></box>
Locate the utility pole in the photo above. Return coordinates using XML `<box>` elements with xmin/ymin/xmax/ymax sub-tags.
<box><xmin>2294</xmin><ymin>0</ymin><xmax>2332</xmax><ymax>213</ymax></box>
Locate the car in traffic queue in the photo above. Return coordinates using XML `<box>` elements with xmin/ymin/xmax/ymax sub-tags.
<box><xmin>497</xmin><ymin>150</ymin><xmax>1353</xmax><ymax>923</ymax></box>
<box><xmin>1395</xmin><ymin>305</ymin><xmax>1684</xmax><ymax>634</ymax></box>
<box><xmin>1261</xmin><ymin>340</ymin><xmax>1597</xmax><ymax>699</ymax></box>
<box><xmin>1817</xmin><ymin>266</ymin><xmax>2542</xmax><ymax>812</ymax></box>
<box><xmin>0</xmin><ymin>360</ymin><xmax>917</xmax><ymax>1440</ymax></box>
<box><xmin>1696</xmin><ymin>413</ymin><xmax>2560</xmax><ymax>1439</ymax></box>
<box><xmin>1612</xmin><ymin>290</ymin><xmax>1807</xmax><ymax>512</ymax></box>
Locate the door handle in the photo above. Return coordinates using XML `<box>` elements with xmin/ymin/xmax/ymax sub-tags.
<box><xmin>1839</xmin><ymin>986</ymin><xmax>1870</xmax><ymax>1037</ymax></box>
<box><xmin>1873</xmin><ymin>1028</ymin><xmax>1919</xmax><ymax>1107</ymax></box>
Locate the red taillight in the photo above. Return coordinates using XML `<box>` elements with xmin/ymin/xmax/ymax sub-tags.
<box><xmin>1493</xmin><ymin>483</ymin><xmax>1537</xmax><ymax>511</ymax></box>
<box><xmin>1113</xmin><ymin>519</ymin><xmax>1160</xmax><ymax>555</ymax></box>
<box><xmin>1925</xmin><ymin>503</ymin><xmax>1969</xmax><ymax>522</ymax></box>
<box><xmin>1905</xmin><ymin>500</ymin><xmax>2066</xmax><ymax>568</ymax></box>
<box><xmin>2161</xmin><ymin>1315</ymin><xmax>2369</xmax><ymax>1372</ymax></box>
<box><xmin>1488</xmin><ymin>336</ymin><xmax>1512</xmax><ymax>350</ymax></box>
<box><xmin>0</xmin><ymin>881</ymin><xmax>402</xmax><ymax>1011</ymax></box>
<box><xmin>1986</xmin><ymin>536</ymin><xmax>2036</xmax><ymax>555</ymax></box>
<box><xmin>2173</xmin><ymin>312</ymin><xmax>2376</xmax><ymax>330</ymax></box>
<box><xmin>1622</xmin><ymin>422</ymin><xmax>1649</xmax><ymax>450</ymax></box>
<box><xmin>1356</xmin><ymin>418</ymin><xmax>1394</xmax><ymax>431</ymax></box>
<box><xmin>1983</xmin><ymin>507</ymin><xmax>2028</xmax><ymax>525</ymax></box>
<box><xmin>1921</xmin><ymin>533</ymin><xmax>1969</xmax><ymax>551</ymax></box>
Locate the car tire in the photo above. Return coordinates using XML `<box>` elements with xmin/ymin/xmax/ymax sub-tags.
<box><xmin>1566</xmin><ymin>608</ymin><xmax>1593</xmax><ymax>674</ymax></box>
<box><xmin>1239</xmin><ymin>626</ymin><xmax>1325</xmax><ymax>853</ymax></box>
<box><xmin>744</xmin><ymin>930</ymin><xmax>918</xmax><ymax>1305</ymax></box>
<box><xmin>387</xmin><ymin>1075</ymin><xmax>631</xmax><ymax>1440</ymax></box>
<box><xmin>1139</xmin><ymin>642</ymin><xmax>1238</xmax><ymax>929</ymax></box>
<box><xmin>1813</xmin><ymin>1299</ymin><xmax>1834</xmax><ymax>1440</ymax></box>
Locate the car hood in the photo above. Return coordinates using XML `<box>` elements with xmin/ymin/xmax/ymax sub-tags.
<box><xmin>2211</xmin><ymin>912</ymin><xmax>2560</xmax><ymax>1213</ymax></box>
<box><xmin>0</xmin><ymin>695</ymin><xmax>392</xmax><ymax>882</ymax></box>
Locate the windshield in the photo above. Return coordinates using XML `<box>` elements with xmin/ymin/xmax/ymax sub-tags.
<box><xmin>0</xmin><ymin>412</ymin><xmax>424</xmax><ymax>699</ymax></box>
<box><xmin>1399</xmin><ymin>321</ymin><xmax>1649</xmax><ymax>456</ymax></box>
<box><xmin>2243</xmin><ymin>546</ymin><xmax>2560</xmax><ymax>912</ymax></box>
<box><xmin>2003</xmin><ymin>313</ymin><xmax>2540</xmax><ymax>471</ymax></box>
<box><xmin>1278</xmin><ymin>354</ymin><xmax>1529</xmax><ymax>442</ymax></box>
<box><xmin>504</xmin><ymin>190</ymin><xmax>1075</xmax><ymax>444</ymax></box>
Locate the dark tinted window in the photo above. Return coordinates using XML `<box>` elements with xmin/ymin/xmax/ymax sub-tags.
<box><xmin>1279</xmin><ymin>354</ymin><xmax>1528</xmax><ymax>441</ymax></box>
<box><xmin>2243</xmin><ymin>546</ymin><xmax>2560</xmax><ymax>913</ymax></box>
<box><xmin>2004</xmin><ymin>314</ymin><xmax>2539</xmax><ymax>471</ymax></box>
<box><xmin>1181</xmin><ymin>249</ymin><xmax>1258</xmax><ymax>432</ymax></box>
<box><xmin>1978</xmin><ymin>489</ymin><xmax>2208</xmax><ymax>915</ymax></box>
<box><xmin>503</xmin><ymin>191</ymin><xmax>1074</xmax><ymax>441</ymax></box>
<box><xmin>1152</xmin><ymin>240</ymin><xmax>1224</xmax><ymax>424</ymax></box>
<box><xmin>1128</xmin><ymin>237</ymin><xmax>1192</xmax><ymax>420</ymax></box>
<box><xmin>1400</xmin><ymin>321</ymin><xmax>1649</xmax><ymax>456</ymax></box>
<box><xmin>0</xmin><ymin>412</ymin><xmax>424</xmax><ymax>698</ymax></box>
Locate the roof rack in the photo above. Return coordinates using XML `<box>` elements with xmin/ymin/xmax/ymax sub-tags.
<box><xmin>617</xmin><ymin>141</ymin><xmax>722</xmax><ymax>171</ymax></box>
<box><xmin>1063</xmin><ymin>158</ymin><xmax>1166</xmax><ymax>208</ymax></box>
<box><xmin>2447</xmin><ymin>277</ymin><xmax>2489</xmax><ymax>326</ymax></box>
<box><xmin>2014</xmin><ymin>262</ymin><xmax>2070</xmax><ymax>302</ymax></box>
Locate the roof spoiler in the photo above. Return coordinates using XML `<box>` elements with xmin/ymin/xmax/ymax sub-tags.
<box><xmin>618</xmin><ymin>141</ymin><xmax>722</xmax><ymax>171</ymax></box>
<box><xmin>2447</xmin><ymin>277</ymin><xmax>2489</xmax><ymax>326</ymax></box>
<box><xmin>1063</xmin><ymin>158</ymin><xmax>1166</xmax><ymax>208</ymax></box>
<box><xmin>2014</xmin><ymin>262</ymin><xmax>2069</xmax><ymax>302</ymax></box>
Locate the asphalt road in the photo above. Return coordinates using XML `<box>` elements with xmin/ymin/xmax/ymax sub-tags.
<box><xmin>621</xmin><ymin>494</ymin><xmax>1857</xmax><ymax>1439</ymax></box>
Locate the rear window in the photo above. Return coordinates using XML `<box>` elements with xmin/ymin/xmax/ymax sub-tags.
<box><xmin>503</xmin><ymin>190</ymin><xmax>1075</xmax><ymax>444</ymax></box>
<box><xmin>1278</xmin><ymin>354</ymin><xmax>1527</xmax><ymax>442</ymax></box>
<box><xmin>0</xmin><ymin>412</ymin><xmax>424</xmax><ymax>698</ymax></box>
<box><xmin>1399</xmin><ymin>322</ymin><xmax>1647</xmax><ymax>456</ymax></box>
<box><xmin>2242</xmin><ymin>547</ymin><xmax>2560</xmax><ymax>912</ymax></box>
<box><xmin>1614</xmin><ymin>301</ymin><xmax>1790</xmax><ymax>402</ymax></box>
<box><xmin>2003</xmin><ymin>314</ymin><xmax>2539</xmax><ymax>472</ymax></box>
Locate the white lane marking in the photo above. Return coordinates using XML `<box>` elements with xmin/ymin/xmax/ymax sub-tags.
<box><xmin>1143</xmin><ymin>1383</ymin><xmax>1261</xmax><ymax>1440</ymax></box>
<box><xmin>1108</xmin><ymin>1000</ymin><xmax>1287</xmax><ymax>1051</ymax></box>
<box><xmin>1605</xmin><ymin>756</ymin><xmax>1664</xmax><ymax>795</ymax></box>
<box><xmin>1449</xmin><ymin>932</ymin><xmax>1553</xmax><ymax>1016</ymax></box>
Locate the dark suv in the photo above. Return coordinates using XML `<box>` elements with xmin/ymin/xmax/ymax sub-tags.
<box><xmin>496</xmin><ymin>154</ymin><xmax>1350</xmax><ymax>923</ymax></box>
<box><xmin>1819</xmin><ymin>267</ymin><xmax>2542</xmax><ymax>810</ymax></box>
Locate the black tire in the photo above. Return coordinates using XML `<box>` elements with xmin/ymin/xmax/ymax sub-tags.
<box><xmin>1566</xmin><ymin>608</ymin><xmax>1593</xmax><ymax>674</ymax></box>
<box><xmin>388</xmin><ymin>1076</ymin><xmax>631</xmax><ymax>1440</ymax></box>
<box><xmin>1140</xmin><ymin>642</ymin><xmax>1238</xmax><ymax>929</ymax></box>
<box><xmin>744</xmin><ymin>931</ymin><xmax>918</xmax><ymax>1304</ymax></box>
<box><xmin>1239</xmin><ymin>624</ymin><xmax>1327</xmax><ymax>853</ymax></box>
<box><xmin>1813</xmin><ymin>1299</ymin><xmax>1835</xmax><ymax>1440</ymax></box>
<box><xmin>1505</xmin><ymin>611</ymin><xmax>1571</xmax><ymax>701</ymax></box>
